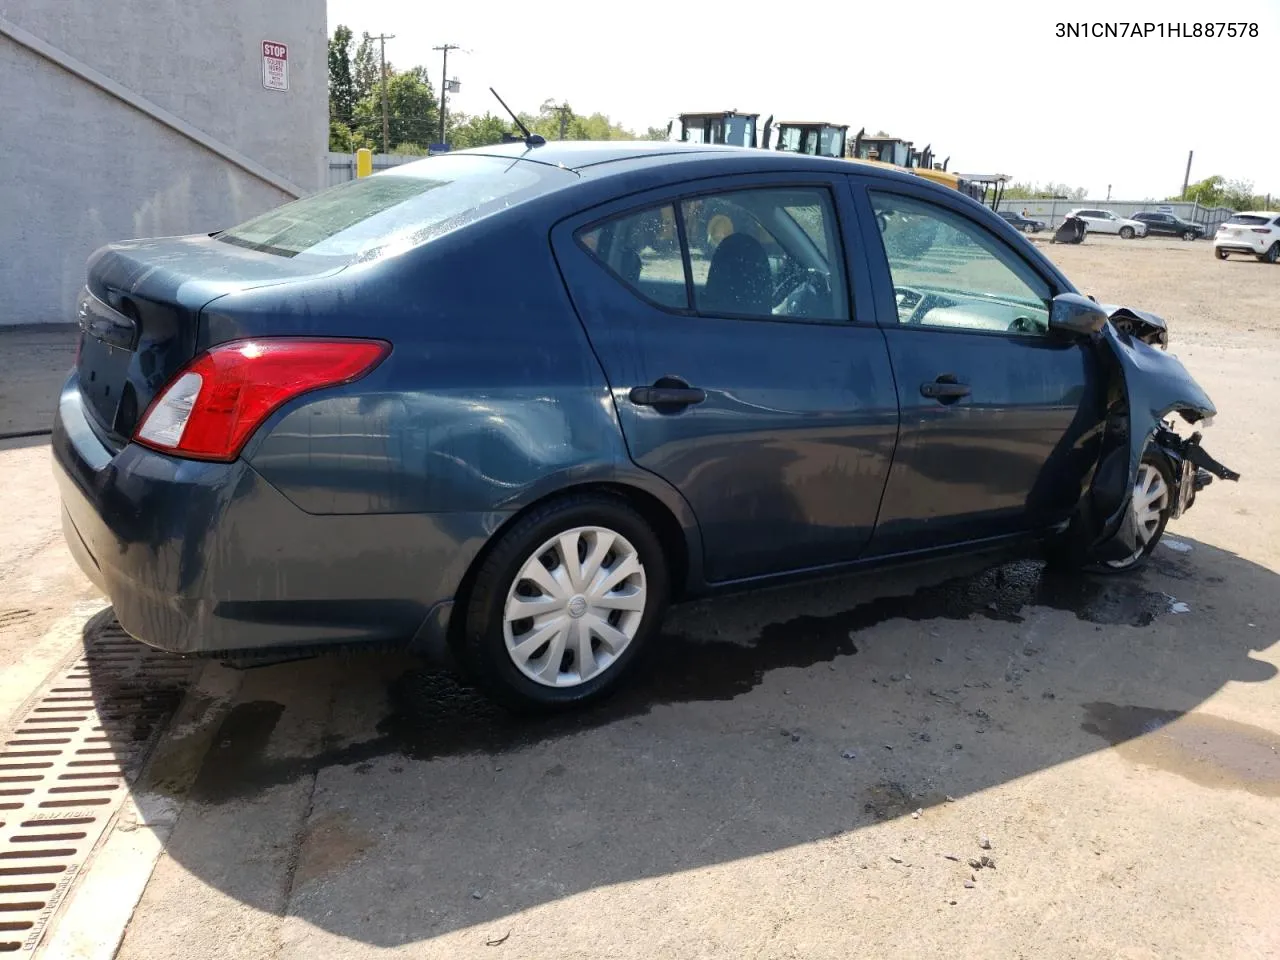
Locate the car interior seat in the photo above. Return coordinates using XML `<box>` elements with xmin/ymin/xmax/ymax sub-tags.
<box><xmin>702</xmin><ymin>233</ymin><xmax>772</xmax><ymax>315</ymax></box>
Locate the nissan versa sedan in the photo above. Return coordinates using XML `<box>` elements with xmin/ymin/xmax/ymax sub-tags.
<box><xmin>53</xmin><ymin>141</ymin><xmax>1238</xmax><ymax>709</ymax></box>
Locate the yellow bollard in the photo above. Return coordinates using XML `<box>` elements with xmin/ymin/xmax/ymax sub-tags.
<box><xmin>355</xmin><ymin>148</ymin><xmax>373</xmax><ymax>179</ymax></box>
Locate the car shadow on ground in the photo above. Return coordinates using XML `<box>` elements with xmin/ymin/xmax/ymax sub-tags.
<box><xmin>83</xmin><ymin>537</ymin><xmax>1278</xmax><ymax>948</ymax></box>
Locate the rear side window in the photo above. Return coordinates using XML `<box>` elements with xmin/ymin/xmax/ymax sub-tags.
<box><xmin>1226</xmin><ymin>214</ymin><xmax>1270</xmax><ymax>226</ymax></box>
<box><xmin>579</xmin><ymin>205</ymin><xmax>688</xmax><ymax>309</ymax></box>
<box><xmin>218</xmin><ymin>155</ymin><xmax>574</xmax><ymax>262</ymax></box>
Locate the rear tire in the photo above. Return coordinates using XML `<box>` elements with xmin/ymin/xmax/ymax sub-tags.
<box><xmin>1022</xmin><ymin>223</ymin><xmax>1034</xmax><ymax>234</ymax></box>
<box><xmin>1119</xmin><ymin>226</ymin><xmax>1135</xmax><ymax>240</ymax></box>
<box><xmin>459</xmin><ymin>492</ymin><xmax>670</xmax><ymax>711</ymax></box>
<box><xmin>1258</xmin><ymin>242</ymin><xmax>1279</xmax><ymax>264</ymax></box>
<box><xmin>1215</xmin><ymin>248</ymin><xmax>1230</xmax><ymax>260</ymax></box>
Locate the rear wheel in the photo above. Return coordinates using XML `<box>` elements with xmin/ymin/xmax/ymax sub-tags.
<box><xmin>1119</xmin><ymin>226</ymin><xmax>1135</xmax><ymax>240</ymax></box>
<box><xmin>1258</xmin><ymin>242</ymin><xmax>1279</xmax><ymax>263</ymax></box>
<box><xmin>459</xmin><ymin>493</ymin><xmax>670</xmax><ymax>710</ymax></box>
<box><xmin>1022</xmin><ymin>223</ymin><xmax>1034</xmax><ymax>234</ymax></box>
<box><xmin>1215</xmin><ymin>248</ymin><xmax>1230</xmax><ymax>260</ymax></box>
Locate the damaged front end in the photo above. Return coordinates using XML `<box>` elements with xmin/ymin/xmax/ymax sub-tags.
<box><xmin>1050</xmin><ymin>295</ymin><xmax>1240</xmax><ymax>566</ymax></box>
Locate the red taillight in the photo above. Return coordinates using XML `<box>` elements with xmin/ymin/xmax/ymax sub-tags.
<box><xmin>1251</xmin><ymin>227</ymin><xmax>1272</xmax><ymax>234</ymax></box>
<box><xmin>134</xmin><ymin>338</ymin><xmax>389</xmax><ymax>461</ymax></box>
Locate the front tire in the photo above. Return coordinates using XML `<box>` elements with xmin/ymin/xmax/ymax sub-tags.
<box><xmin>1022</xmin><ymin>223</ymin><xmax>1034</xmax><ymax>234</ymax></box>
<box><xmin>1119</xmin><ymin>226</ymin><xmax>1135</xmax><ymax>239</ymax></box>
<box><xmin>1258</xmin><ymin>242</ymin><xmax>1279</xmax><ymax>264</ymax></box>
<box><xmin>1094</xmin><ymin>454</ymin><xmax>1174</xmax><ymax>574</ymax></box>
<box><xmin>459</xmin><ymin>492</ymin><xmax>670</xmax><ymax>711</ymax></box>
<box><xmin>1182</xmin><ymin>230</ymin><xmax>1196</xmax><ymax>241</ymax></box>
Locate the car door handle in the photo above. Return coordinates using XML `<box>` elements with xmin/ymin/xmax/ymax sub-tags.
<box><xmin>629</xmin><ymin>381</ymin><xmax>706</xmax><ymax>409</ymax></box>
<box><xmin>920</xmin><ymin>377</ymin><xmax>971</xmax><ymax>400</ymax></box>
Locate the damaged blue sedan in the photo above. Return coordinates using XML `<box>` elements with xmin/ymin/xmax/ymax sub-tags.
<box><xmin>52</xmin><ymin>140</ymin><xmax>1238</xmax><ymax>709</ymax></box>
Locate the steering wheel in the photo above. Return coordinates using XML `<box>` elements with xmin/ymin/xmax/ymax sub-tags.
<box><xmin>775</xmin><ymin>269</ymin><xmax>831</xmax><ymax>316</ymax></box>
<box><xmin>894</xmin><ymin>286</ymin><xmax>925</xmax><ymax>324</ymax></box>
<box><xmin>1008</xmin><ymin>315</ymin><xmax>1042</xmax><ymax>334</ymax></box>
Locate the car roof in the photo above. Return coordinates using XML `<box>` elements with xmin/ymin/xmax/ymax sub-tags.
<box><xmin>426</xmin><ymin>139</ymin><xmax>931</xmax><ymax>187</ymax></box>
<box><xmin>1232</xmin><ymin>210</ymin><xmax>1280</xmax><ymax>217</ymax></box>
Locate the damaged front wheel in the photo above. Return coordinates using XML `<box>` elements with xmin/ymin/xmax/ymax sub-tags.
<box><xmin>1096</xmin><ymin>454</ymin><xmax>1174</xmax><ymax>573</ymax></box>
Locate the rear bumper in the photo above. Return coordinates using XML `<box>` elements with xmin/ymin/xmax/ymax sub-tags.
<box><xmin>1214</xmin><ymin>233</ymin><xmax>1269</xmax><ymax>253</ymax></box>
<box><xmin>53</xmin><ymin>375</ymin><xmax>491</xmax><ymax>656</ymax></box>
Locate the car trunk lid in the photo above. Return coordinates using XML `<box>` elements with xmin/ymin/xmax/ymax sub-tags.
<box><xmin>75</xmin><ymin>235</ymin><xmax>344</xmax><ymax>445</ymax></box>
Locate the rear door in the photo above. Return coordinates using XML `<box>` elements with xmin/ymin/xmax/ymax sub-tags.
<box><xmin>552</xmin><ymin>172</ymin><xmax>899</xmax><ymax>583</ymax></box>
<box><xmin>850</xmin><ymin>177</ymin><xmax>1104</xmax><ymax>555</ymax></box>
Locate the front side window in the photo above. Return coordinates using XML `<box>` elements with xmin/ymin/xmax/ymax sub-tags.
<box><xmin>870</xmin><ymin>191</ymin><xmax>1051</xmax><ymax>336</ymax></box>
<box><xmin>576</xmin><ymin>186</ymin><xmax>850</xmax><ymax>323</ymax></box>
<box><xmin>217</xmin><ymin>155</ymin><xmax>571</xmax><ymax>262</ymax></box>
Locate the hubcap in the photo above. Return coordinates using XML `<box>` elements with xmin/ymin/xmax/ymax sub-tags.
<box><xmin>503</xmin><ymin>526</ymin><xmax>647</xmax><ymax>687</ymax></box>
<box><xmin>1106</xmin><ymin>463</ymin><xmax>1169</xmax><ymax>568</ymax></box>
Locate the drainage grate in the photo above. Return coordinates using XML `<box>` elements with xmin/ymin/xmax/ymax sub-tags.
<box><xmin>0</xmin><ymin>616</ymin><xmax>196</xmax><ymax>954</ymax></box>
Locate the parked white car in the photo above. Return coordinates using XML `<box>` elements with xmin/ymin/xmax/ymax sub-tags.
<box><xmin>1213</xmin><ymin>211</ymin><xmax>1280</xmax><ymax>262</ymax></box>
<box><xmin>1066</xmin><ymin>208</ymin><xmax>1149</xmax><ymax>239</ymax></box>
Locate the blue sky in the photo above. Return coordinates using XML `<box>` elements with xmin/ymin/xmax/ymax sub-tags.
<box><xmin>327</xmin><ymin>0</ymin><xmax>1280</xmax><ymax>200</ymax></box>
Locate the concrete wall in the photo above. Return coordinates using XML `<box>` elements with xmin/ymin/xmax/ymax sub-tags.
<box><xmin>0</xmin><ymin>1</ymin><xmax>327</xmax><ymax>325</ymax></box>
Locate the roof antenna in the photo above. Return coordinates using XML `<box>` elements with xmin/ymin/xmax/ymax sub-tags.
<box><xmin>490</xmin><ymin>87</ymin><xmax>545</xmax><ymax>147</ymax></box>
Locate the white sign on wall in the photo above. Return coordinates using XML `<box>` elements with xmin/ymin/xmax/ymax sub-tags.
<box><xmin>262</xmin><ymin>41</ymin><xmax>289</xmax><ymax>91</ymax></box>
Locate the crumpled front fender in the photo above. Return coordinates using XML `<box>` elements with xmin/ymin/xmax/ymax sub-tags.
<box><xmin>1085</xmin><ymin>322</ymin><xmax>1221</xmax><ymax>561</ymax></box>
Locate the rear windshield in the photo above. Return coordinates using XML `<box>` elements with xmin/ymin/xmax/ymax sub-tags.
<box><xmin>217</xmin><ymin>155</ymin><xmax>575</xmax><ymax>261</ymax></box>
<box><xmin>1226</xmin><ymin>214</ymin><xmax>1270</xmax><ymax>226</ymax></box>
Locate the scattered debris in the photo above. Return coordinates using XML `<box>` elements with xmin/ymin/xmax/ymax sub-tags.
<box><xmin>945</xmin><ymin>795</ymin><xmax>956</xmax><ymax>803</ymax></box>
<box><xmin>904</xmin><ymin>672</ymin><xmax>912</xmax><ymax>681</ymax></box>
<box><xmin>953</xmin><ymin>743</ymin><xmax>963</xmax><ymax>751</ymax></box>
<box><xmin>889</xmin><ymin>855</ymin><xmax>904</xmax><ymax>864</ymax></box>
<box><xmin>791</xmin><ymin>733</ymin><xmax>801</xmax><ymax>743</ymax></box>
<box><xmin>486</xmin><ymin>931</ymin><xmax>512</xmax><ymax>947</ymax></box>
<box><xmin>780</xmin><ymin>729</ymin><xmax>791</xmax><ymax>737</ymax></box>
<box><xmin>1168</xmin><ymin>600</ymin><xmax>1191</xmax><ymax>614</ymax></box>
<box><xmin>948</xmin><ymin>899</ymin><xmax>958</xmax><ymax>905</ymax></box>
<box><xmin>1162</xmin><ymin>538</ymin><xmax>1192</xmax><ymax>553</ymax></box>
<box><xmin>890</xmin><ymin>673</ymin><xmax>903</xmax><ymax>682</ymax></box>
<box><xmin>1022</xmin><ymin>645</ymin><xmax>1040</xmax><ymax>657</ymax></box>
<box><xmin>883</xmin><ymin>744</ymin><xmax>894</xmax><ymax>751</ymax></box>
<box><xmin>968</xmin><ymin>858</ymin><xmax>983</xmax><ymax>870</ymax></box>
<box><xmin>980</xmin><ymin>855</ymin><xmax>996</xmax><ymax>869</ymax></box>
<box><xmin>971</xmin><ymin>708</ymin><xmax>992</xmax><ymax>722</ymax></box>
<box><xmin>1042</xmin><ymin>691</ymin><xmax>1056</xmax><ymax>700</ymax></box>
<box><xmin>911</xmin><ymin>808</ymin><xmax>923</xmax><ymax>819</ymax></box>
<box><xmin>978</xmin><ymin>836</ymin><xmax>992</xmax><ymax>850</ymax></box>
<box><xmin>841</xmin><ymin>749</ymin><xmax>857</xmax><ymax>760</ymax></box>
<box><xmin>916</xmin><ymin>732</ymin><xmax>932</xmax><ymax>742</ymax></box>
<box><xmin>964</xmin><ymin>880</ymin><xmax>975</xmax><ymax>889</ymax></box>
<box><xmin>944</xmin><ymin>854</ymin><xmax>961</xmax><ymax>862</ymax></box>
<box><xmin>472</xmin><ymin>890</ymin><xmax>486</xmax><ymax>900</ymax></box>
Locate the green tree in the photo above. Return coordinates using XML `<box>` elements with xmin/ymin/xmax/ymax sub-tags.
<box><xmin>643</xmin><ymin>125</ymin><xmax>672</xmax><ymax>141</ymax></box>
<box><xmin>448</xmin><ymin>113</ymin><xmax>515</xmax><ymax>149</ymax></box>
<box><xmin>328</xmin><ymin>25</ymin><xmax>356</xmax><ymax>122</ymax></box>
<box><xmin>353</xmin><ymin>32</ymin><xmax>379</xmax><ymax>105</ymax></box>
<box><xmin>384</xmin><ymin>67</ymin><xmax>438</xmax><ymax>148</ymax></box>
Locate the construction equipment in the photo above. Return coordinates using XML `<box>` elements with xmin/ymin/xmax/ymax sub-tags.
<box><xmin>955</xmin><ymin>173</ymin><xmax>1011</xmax><ymax>212</ymax></box>
<box><xmin>674</xmin><ymin>111</ymin><xmax>760</xmax><ymax>147</ymax></box>
<box><xmin>772</xmin><ymin>121</ymin><xmax>848</xmax><ymax>158</ymax></box>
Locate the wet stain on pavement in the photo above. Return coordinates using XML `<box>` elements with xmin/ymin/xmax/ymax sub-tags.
<box><xmin>292</xmin><ymin>811</ymin><xmax>375</xmax><ymax>888</ymax></box>
<box><xmin>190</xmin><ymin>559</ymin><xmax>1180</xmax><ymax>799</ymax></box>
<box><xmin>1082</xmin><ymin>702</ymin><xmax>1280</xmax><ymax>797</ymax></box>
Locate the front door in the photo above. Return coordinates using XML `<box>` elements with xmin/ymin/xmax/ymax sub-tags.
<box><xmin>552</xmin><ymin>175</ymin><xmax>899</xmax><ymax>583</ymax></box>
<box><xmin>853</xmin><ymin>181</ymin><xmax>1104</xmax><ymax>556</ymax></box>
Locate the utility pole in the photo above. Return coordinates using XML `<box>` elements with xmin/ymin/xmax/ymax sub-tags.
<box><xmin>1181</xmin><ymin>149</ymin><xmax>1194</xmax><ymax>199</ymax></box>
<box><xmin>1106</xmin><ymin>184</ymin><xmax>1112</xmax><ymax>201</ymax></box>
<box><xmin>372</xmin><ymin>33</ymin><xmax>395</xmax><ymax>154</ymax></box>
<box><xmin>434</xmin><ymin>43</ymin><xmax>462</xmax><ymax>146</ymax></box>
